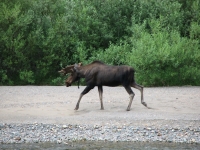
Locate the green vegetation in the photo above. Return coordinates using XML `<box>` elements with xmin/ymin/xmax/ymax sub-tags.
<box><xmin>0</xmin><ymin>0</ymin><xmax>199</xmax><ymax>86</ymax></box>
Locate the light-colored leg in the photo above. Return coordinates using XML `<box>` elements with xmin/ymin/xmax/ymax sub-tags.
<box><xmin>74</xmin><ymin>85</ymin><xmax>94</xmax><ymax>110</ymax></box>
<box><xmin>127</xmin><ymin>93</ymin><xmax>135</xmax><ymax>111</ymax></box>
<box><xmin>74</xmin><ymin>93</ymin><xmax>83</xmax><ymax>110</ymax></box>
<box><xmin>98</xmin><ymin>86</ymin><xmax>104</xmax><ymax>110</ymax></box>
<box><xmin>124</xmin><ymin>86</ymin><xmax>135</xmax><ymax>111</ymax></box>
<box><xmin>132</xmin><ymin>82</ymin><xmax>147</xmax><ymax>107</ymax></box>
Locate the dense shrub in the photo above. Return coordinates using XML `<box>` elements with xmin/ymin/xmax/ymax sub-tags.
<box><xmin>0</xmin><ymin>0</ymin><xmax>199</xmax><ymax>86</ymax></box>
<box><xmin>128</xmin><ymin>21</ymin><xmax>200</xmax><ymax>86</ymax></box>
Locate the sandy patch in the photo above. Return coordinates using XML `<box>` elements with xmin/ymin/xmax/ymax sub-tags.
<box><xmin>0</xmin><ymin>86</ymin><xmax>199</xmax><ymax>124</ymax></box>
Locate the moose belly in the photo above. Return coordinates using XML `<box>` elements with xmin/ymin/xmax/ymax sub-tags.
<box><xmin>99</xmin><ymin>80</ymin><xmax>121</xmax><ymax>87</ymax></box>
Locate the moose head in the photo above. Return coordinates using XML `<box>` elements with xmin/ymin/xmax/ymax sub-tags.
<box><xmin>58</xmin><ymin>63</ymin><xmax>82</xmax><ymax>87</ymax></box>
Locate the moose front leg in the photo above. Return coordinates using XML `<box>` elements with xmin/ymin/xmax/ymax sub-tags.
<box><xmin>74</xmin><ymin>94</ymin><xmax>83</xmax><ymax>110</ymax></box>
<box><xmin>74</xmin><ymin>85</ymin><xmax>94</xmax><ymax>110</ymax></box>
<box><xmin>98</xmin><ymin>86</ymin><xmax>104</xmax><ymax>110</ymax></box>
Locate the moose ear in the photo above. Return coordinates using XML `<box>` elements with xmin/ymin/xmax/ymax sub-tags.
<box><xmin>74</xmin><ymin>63</ymin><xmax>80</xmax><ymax>72</ymax></box>
<box><xmin>74</xmin><ymin>63</ymin><xmax>78</xmax><ymax>67</ymax></box>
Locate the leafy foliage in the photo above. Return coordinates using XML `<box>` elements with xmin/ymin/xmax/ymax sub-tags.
<box><xmin>0</xmin><ymin>0</ymin><xmax>199</xmax><ymax>86</ymax></box>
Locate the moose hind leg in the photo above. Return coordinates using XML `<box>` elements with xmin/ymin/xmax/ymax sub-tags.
<box><xmin>74</xmin><ymin>85</ymin><xmax>94</xmax><ymax>110</ymax></box>
<box><xmin>132</xmin><ymin>82</ymin><xmax>147</xmax><ymax>107</ymax></box>
<box><xmin>98</xmin><ymin>86</ymin><xmax>104</xmax><ymax>110</ymax></box>
<box><xmin>124</xmin><ymin>86</ymin><xmax>135</xmax><ymax>111</ymax></box>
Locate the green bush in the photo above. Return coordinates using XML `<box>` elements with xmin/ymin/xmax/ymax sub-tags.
<box><xmin>89</xmin><ymin>41</ymin><xmax>131</xmax><ymax>65</ymax></box>
<box><xmin>127</xmin><ymin>21</ymin><xmax>200</xmax><ymax>86</ymax></box>
<box><xmin>0</xmin><ymin>0</ymin><xmax>199</xmax><ymax>86</ymax></box>
<box><xmin>19</xmin><ymin>70</ymin><xmax>35</xmax><ymax>84</ymax></box>
<box><xmin>51</xmin><ymin>77</ymin><xmax>64</xmax><ymax>86</ymax></box>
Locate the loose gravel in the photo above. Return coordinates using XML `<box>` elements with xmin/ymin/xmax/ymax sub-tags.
<box><xmin>1</xmin><ymin>121</ymin><xmax>199</xmax><ymax>144</ymax></box>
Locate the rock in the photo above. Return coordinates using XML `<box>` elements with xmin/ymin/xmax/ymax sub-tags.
<box><xmin>57</xmin><ymin>140</ymin><xmax>62</xmax><ymax>144</ymax></box>
<box><xmin>0</xmin><ymin>124</ymin><xmax>5</xmax><ymax>130</ymax></box>
<box><xmin>94</xmin><ymin>125</ymin><xmax>99</xmax><ymax>129</ymax></box>
<box><xmin>62</xmin><ymin>125</ymin><xmax>67</xmax><ymax>129</ymax></box>
<box><xmin>190</xmin><ymin>138</ymin><xmax>196</xmax><ymax>143</ymax></box>
<box><xmin>147</xmin><ymin>127</ymin><xmax>151</xmax><ymax>130</ymax></box>
<box><xmin>157</xmin><ymin>133</ymin><xmax>162</xmax><ymax>136</ymax></box>
<box><xmin>14</xmin><ymin>137</ymin><xmax>21</xmax><ymax>141</ymax></box>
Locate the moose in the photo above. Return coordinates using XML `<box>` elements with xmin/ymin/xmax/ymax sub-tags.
<box><xmin>58</xmin><ymin>61</ymin><xmax>148</xmax><ymax>111</ymax></box>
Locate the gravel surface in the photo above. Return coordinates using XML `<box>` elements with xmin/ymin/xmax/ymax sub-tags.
<box><xmin>0</xmin><ymin>86</ymin><xmax>200</xmax><ymax>144</ymax></box>
<box><xmin>0</xmin><ymin>121</ymin><xmax>200</xmax><ymax>144</ymax></box>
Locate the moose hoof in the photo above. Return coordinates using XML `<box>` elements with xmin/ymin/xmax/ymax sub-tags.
<box><xmin>142</xmin><ymin>102</ymin><xmax>147</xmax><ymax>107</ymax></box>
<box><xmin>74</xmin><ymin>106</ymin><xmax>79</xmax><ymax>110</ymax></box>
<box><xmin>126</xmin><ymin>108</ymin><xmax>130</xmax><ymax>111</ymax></box>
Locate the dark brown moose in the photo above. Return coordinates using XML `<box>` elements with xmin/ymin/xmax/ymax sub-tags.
<box><xmin>58</xmin><ymin>61</ymin><xmax>147</xmax><ymax>111</ymax></box>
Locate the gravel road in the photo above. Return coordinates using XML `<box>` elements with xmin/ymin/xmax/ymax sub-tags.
<box><xmin>0</xmin><ymin>86</ymin><xmax>199</xmax><ymax>144</ymax></box>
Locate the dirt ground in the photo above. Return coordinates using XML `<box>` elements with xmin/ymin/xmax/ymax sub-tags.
<box><xmin>0</xmin><ymin>86</ymin><xmax>199</xmax><ymax>125</ymax></box>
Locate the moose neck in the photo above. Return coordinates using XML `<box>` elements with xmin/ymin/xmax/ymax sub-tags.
<box><xmin>77</xmin><ymin>66</ymin><xmax>87</xmax><ymax>78</ymax></box>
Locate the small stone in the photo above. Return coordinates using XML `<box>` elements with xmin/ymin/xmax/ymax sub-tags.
<box><xmin>94</xmin><ymin>125</ymin><xmax>99</xmax><ymax>129</ymax></box>
<box><xmin>157</xmin><ymin>133</ymin><xmax>162</xmax><ymax>136</ymax></box>
<box><xmin>33</xmin><ymin>139</ymin><xmax>39</xmax><ymax>143</ymax></box>
<box><xmin>0</xmin><ymin>124</ymin><xmax>5</xmax><ymax>130</ymax></box>
<box><xmin>183</xmin><ymin>138</ymin><xmax>187</xmax><ymax>142</ymax></box>
<box><xmin>190</xmin><ymin>139</ymin><xmax>196</xmax><ymax>143</ymax></box>
<box><xmin>57</xmin><ymin>140</ymin><xmax>62</xmax><ymax>144</ymax></box>
<box><xmin>62</xmin><ymin>125</ymin><xmax>67</xmax><ymax>129</ymax></box>
<box><xmin>14</xmin><ymin>137</ymin><xmax>21</xmax><ymax>141</ymax></box>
